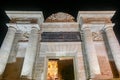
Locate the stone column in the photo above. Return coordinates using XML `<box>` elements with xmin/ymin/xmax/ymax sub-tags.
<box><xmin>0</xmin><ymin>26</ymin><xmax>16</xmax><ymax>78</ymax></box>
<box><xmin>104</xmin><ymin>23</ymin><xmax>120</xmax><ymax>76</ymax></box>
<box><xmin>21</xmin><ymin>27</ymin><xmax>39</xmax><ymax>79</ymax></box>
<box><xmin>82</xmin><ymin>25</ymin><xmax>101</xmax><ymax>78</ymax></box>
<box><xmin>8</xmin><ymin>33</ymin><xmax>19</xmax><ymax>63</ymax></box>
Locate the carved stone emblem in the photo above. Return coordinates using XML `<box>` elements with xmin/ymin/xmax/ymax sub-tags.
<box><xmin>23</xmin><ymin>32</ymin><xmax>29</xmax><ymax>38</ymax></box>
<box><xmin>92</xmin><ymin>32</ymin><xmax>103</xmax><ymax>41</ymax></box>
<box><xmin>19</xmin><ymin>32</ymin><xmax>29</xmax><ymax>42</ymax></box>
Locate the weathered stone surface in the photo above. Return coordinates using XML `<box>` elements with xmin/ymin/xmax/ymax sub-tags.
<box><xmin>82</xmin><ymin>17</ymin><xmax>112</xmax><ymax>24</ymax></box>
<box><xmin>33</xmin><ymin>57</ymin><xmax>45</xmax><ymax>80</ymax></box>
<box><xmin>97</xmin><ymin>56</ymin><xmax>113</xmax><ymax>79</ymax></box>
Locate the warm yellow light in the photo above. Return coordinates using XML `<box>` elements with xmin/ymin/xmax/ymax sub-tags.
<box><xmin>47</xmin><ymin>60</ymin><xmax>58</xmax><ymax>80</ymax></box>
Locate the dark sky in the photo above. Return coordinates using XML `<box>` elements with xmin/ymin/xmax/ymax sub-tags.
<box><xmin>0</xmin><ymin>0</ymin><xmax>120</xmax><ymax>46</ymax></box>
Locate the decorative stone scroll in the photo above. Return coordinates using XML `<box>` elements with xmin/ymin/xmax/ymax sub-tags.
<box><xmin>45</xmin><ymin>12</ymin><xmax>75</xmax><ymax>22</ymax></box>
<box><xmin>92</xmin><ymin>32</ymin><xmax>103</xmax><ymax>41</ymax></box>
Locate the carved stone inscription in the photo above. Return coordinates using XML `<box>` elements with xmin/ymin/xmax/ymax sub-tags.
<box><xmin>41</xmin><ymin>32</ymin><xmax>81</xmax><ymax>42</ymax></box>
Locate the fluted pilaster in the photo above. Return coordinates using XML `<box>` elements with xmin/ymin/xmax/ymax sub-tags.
<box><xmin>104</xmin><ymin>23</ymin><xmax>120</xmax><ymax>76</ymax></box>
<box><xmin>21</xmin><ymin>27</ymin><xmax>39</xmax><ymax>79</ymax></box>
<box><xmin>82</xmin><ymin>25</ymin><xmax>101</xmax><ymax>78</ymax></box>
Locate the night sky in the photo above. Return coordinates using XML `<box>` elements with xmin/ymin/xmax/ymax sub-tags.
<box><xmin>0</xmin><ymin>0</ymin><xmax>120</xmax><ymax>47</ymax></box>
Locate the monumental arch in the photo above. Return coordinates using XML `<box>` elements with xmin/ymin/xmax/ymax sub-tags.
<box><xmin>0</xmin><ymin>11</ymin><xmax>120</xmax><ymax>80</ymax></box>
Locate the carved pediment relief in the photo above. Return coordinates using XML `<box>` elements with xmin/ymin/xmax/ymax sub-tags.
<box><xmin>45</xmin><ymin>12</ymin><xmax>75</xmax><ymax>22</ymax></box>
<box><xmin>10</xmin><ymin>18</ymin><xmax>37</xmax><ymax>23</ymax></box>
<box><xmin>83</xmin><ymin>17</ymin><xmax>112</xmax><ymax>24</ymax></box>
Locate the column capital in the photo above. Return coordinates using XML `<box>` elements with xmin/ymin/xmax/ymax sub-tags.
<box><xmin>81</xmin><ymin>24</ymin><xmax>91</xmax><ymax>30</ymax></box>
<box><xmin>6</xmin><ymin>23</ymin><xmax>17</xmax><ymax>30</ymax></box>
<box><xmin>103</xmin><ymin>23</ymin><xmax>115</xmax><ymax>31</ymax></box>
<box><xmin>6</xmin><ymin>23</ymin><xmax>40</xmax><ymax>33</ymax></box>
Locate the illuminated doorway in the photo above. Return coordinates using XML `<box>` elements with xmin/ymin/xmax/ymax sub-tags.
<box><xmin>47</xmin><ymin>58</ymin><xmax>75</xmax><ymax>80</ymax></box>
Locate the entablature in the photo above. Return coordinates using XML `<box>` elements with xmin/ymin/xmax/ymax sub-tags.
<box><xmin>77</xmin><ymin>11</ymin><xmax>115</xmax><ymax>24</ymax></box>
<box><xmin>6</xmin><ymin>11</ymin><xmax>44</xmax><ymax>24</ymax></box>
